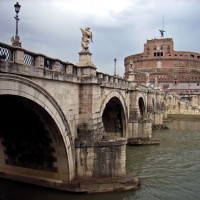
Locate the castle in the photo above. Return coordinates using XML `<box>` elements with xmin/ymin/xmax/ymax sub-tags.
<box><xmin>124</xmin><ymin>36</ymin><xmax>200</xmax><ymax>94</ymax></box>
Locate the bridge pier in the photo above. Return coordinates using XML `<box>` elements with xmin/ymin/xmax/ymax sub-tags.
<box><xmin>152</xmin><ymin>111</ymin><xmax>165</xmax><ymax>129</ymax></box>
<box><xmin>151</xmin><ymin>92</ymin><xmax>167</xmax><ymax>129</ymax></box>
<box><xmin>72</xmin><ymin>121</ymin><xmax>140</xmax><ymax>192</ymax></box>
<box><xmin>128</xmin><ymin>119</ymin><xmax>159</xmax><ymax>145</ymax></box>
<box><xmin>74</xmin><ymin>136</ymin><xmax>139</xmax><ymax>193</ymax></box>
<box><xmin>127</xmin><ymin>90</ymin><xmax>160</xmax><ymax>145</ymax></box>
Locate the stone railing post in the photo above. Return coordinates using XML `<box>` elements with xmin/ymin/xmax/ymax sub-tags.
<box><xmin>66</xmin><ymin>64</ymin><xmax>73</xmax><ymax>75</ymax></box>
<box><xmin>114</xmin><ymin>77</ymin><xmax>118</xmax><ymax>84</ymax></box>
<box><xmin>98</xmin><ymin>73</ymin><xmax>103</xmax><ymax>79</ymax></box>
<box><xmin>104</xmin><ymin>75</ymin><xmax>109</xmax><ymax>82</ymax></box>
<box><xmin>14</xmin><ymin>47</ymin><xmax>24</xmax><ymax>64</ymax></box>
<box><xmin>35</xmin><ymin>54</ymin><xmax>44</xmax><ymax>68</ymax></box>
<box><xmin>52</xmin><ymin>60</ymin><xmax>61</xmax><ymax>72</ymax></box>
<box><xmin>77</xmin><ymin>68</ymin><xmax>82</xmax><ymax>76</ymax></box>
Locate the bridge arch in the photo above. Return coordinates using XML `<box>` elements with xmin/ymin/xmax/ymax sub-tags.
<box><xmin>138</xmin><ymin>97</ymin><xmax>145</xmax><ymax>119</ymax></box>
<box><xmin>136</xmin><ymin>93</ymin><xmax>147</xmax><ymax>119</ymax></box>
<box><xmin>100</xmin><ymin>90</ymin><xmax>128</xmax><ymax>138</ymax></box>
<box><xmin>0</xmin><ymin>74</ymin><xmax>75</xmax><ymax>183</ymax></box>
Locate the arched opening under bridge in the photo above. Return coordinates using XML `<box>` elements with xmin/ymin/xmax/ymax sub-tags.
<box><xmin>0</xmin><ymin>95</ymin><xmax>70</xmax><ymax>182</ymax></box>
<box><xmin>138</xmin><ymin>97</ymin><xmax>145</xmax><ymax>119</ymax></box>
<box><xmin>102</xmin><ymin>97</ymin><xmax>126</xmax><ymax>137</ymax></box>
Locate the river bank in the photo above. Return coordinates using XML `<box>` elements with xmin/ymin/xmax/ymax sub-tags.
<box><xmin>168</xmin><ymin>114</ymin><xmax>200</xmax><ymax>120</ymax></box>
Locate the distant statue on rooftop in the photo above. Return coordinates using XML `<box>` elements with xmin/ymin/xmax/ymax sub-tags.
<box><xmin>159</xmin><ymin>29</ymin><xmax>165</xmax><ymax>38</ymax></box>
<box><xmin>80</xmin><ymin>27</ymin><xmax>93</xmax><ymax>51</ymax></box>
<box><xmin>145</xmin><ymin>72</ymin><xmax>150</xmax><ymax>87</ymax></box>
<box><xmin>145</xmin><ymin>72</ymin><xmax>150</xmax><ymax>82</ymax></box>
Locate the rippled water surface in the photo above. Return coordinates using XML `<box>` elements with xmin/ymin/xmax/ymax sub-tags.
<box><xmin>0</xmin><ymin>120</ymin><xmax>200</xmax><ymax>200</ymax></box>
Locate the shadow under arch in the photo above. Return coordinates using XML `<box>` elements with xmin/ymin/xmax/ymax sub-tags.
<box><xmin>100</xmin><ymin>90</ymin><xmax>127</xmax><ymax>137</ymax></box>
<box><xmin>0</xmin><ymin>74</ymin><xmax>75</xmax><ymax>182</ymax></box>
<box><xmin>138</xmin><ymin>97</ymin><xmax>145</xmax><ymax>119</ymax></box>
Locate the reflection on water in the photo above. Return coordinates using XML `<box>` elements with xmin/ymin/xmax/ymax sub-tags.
<box><xmin>0</xmin><ymin>120</ymin><xmax>200</xmax><ymax>200</ymax></box>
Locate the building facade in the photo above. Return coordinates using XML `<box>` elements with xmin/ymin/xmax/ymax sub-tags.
<box><xmin>124</xmin><ymin>37</ymin><xmax>200</xmax><ymax>94</ymax></box>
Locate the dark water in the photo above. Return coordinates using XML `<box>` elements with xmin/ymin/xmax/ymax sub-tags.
<box><xmin>0</xmin><ymin>120</ymin><xmax>200</xmax><ymax>200</ymax></box>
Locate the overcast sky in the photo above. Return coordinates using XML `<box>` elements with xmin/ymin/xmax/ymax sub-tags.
<box><xmin>1</xmin><ymin>0</ymin><xmax>200</xmax><ymax>76</ymax></box>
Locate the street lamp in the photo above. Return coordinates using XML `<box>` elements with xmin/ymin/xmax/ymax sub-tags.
<box><xmin>11</xmin><ymin>2</ymin><xmax>21</xmax><ymax>47</ymax></box>
<box><xmin>114</xmin><ymin>58</ymin><xmax>117</xmax><ymax>76</ymax></box>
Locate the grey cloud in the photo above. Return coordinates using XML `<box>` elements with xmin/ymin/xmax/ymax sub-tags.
<box><xmin>1</xmin><ymin>0</ymin><xmax>200</xmax><ymax>76</ymax></box>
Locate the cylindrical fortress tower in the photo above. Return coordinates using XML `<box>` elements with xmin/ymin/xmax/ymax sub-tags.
<box><xmin>124</xmin><ymin>38</ymin><xmax>200</xmax><ymax>93</ymax></box>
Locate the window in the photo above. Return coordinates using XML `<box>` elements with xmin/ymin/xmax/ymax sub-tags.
<box><xmin>147</xmin><ymin>46</ymin><xmax>150</xmax><ymax>55</ymax></box>
<box><xmin>154</xmin><ymin>52</ymin><xmax>164</xmax><ymax>57</ymax></box>
<box><xmin>167</xmin><ymin>45</ymin><xmax>170</xmax><ymax>54</ymax></box>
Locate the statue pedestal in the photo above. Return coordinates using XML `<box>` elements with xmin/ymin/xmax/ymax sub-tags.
<box><xmin>77</xmin><ymin>50</ymin><xmax>96</xmax><ymax>68</ymax></box>
<box><xmin>76</xmin><ymin>50</ymin><xmax>96</xmax><ymax>77</ymax></box>
<box><xmin>79</xmin><ymin>51</ymin><xmax>91</xmax><ymax>64</ymax></box>
<box><xmin>128</xmin><ymin>72</ymin><xmax>135</xmax><ymax>81</ymax></box>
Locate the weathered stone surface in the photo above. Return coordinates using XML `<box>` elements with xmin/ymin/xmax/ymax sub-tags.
<box><xmin>75</xmin><ymin>136</ymin><xmax>126</xmax><ymax>178</ymax></box>
<box><xmin>0</xmin><ymin>41</ymin><xmax>167</xmax><ymax>193</ymax></box>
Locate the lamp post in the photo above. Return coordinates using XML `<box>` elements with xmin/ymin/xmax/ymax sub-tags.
<box><xmin>114</xmin><ymin>58</ymin><xmax>117</xmax><ymax>76</ymax></box>
<box><xmin>12</xmin><ymin>2</ymin><xmax>21</xmax><ymax>47</ymax></box>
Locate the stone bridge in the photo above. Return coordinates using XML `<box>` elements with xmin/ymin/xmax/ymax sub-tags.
<box><xmin>0</xmin><ymin>42</ymin><xmax>165</xmax><ymax>193</ymax></box>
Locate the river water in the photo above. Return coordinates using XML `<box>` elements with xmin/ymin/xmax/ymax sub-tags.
<box><xmin>0</xmin><ymin>120</ymin><xmax>200</xmax><ymax>200</ymax></box>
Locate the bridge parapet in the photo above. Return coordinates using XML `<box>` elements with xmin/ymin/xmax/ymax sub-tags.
<box><xmin>0</xmin><ymin>41</ymin><xmax>79</xmax><ymax>76</ymax></box>
<box><xmin>0</xmin><ymin>42</ymin><xmax>156</xmax><ymax>92</ymax></box>
<box><xmin>96</xmin><ymin>71</ymin><xmax>132</xmax><ymax>89</ymax></box>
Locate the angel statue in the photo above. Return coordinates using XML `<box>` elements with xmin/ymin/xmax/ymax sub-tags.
<box><xmin>80</xmin><ymin>27</ymin><xmax>93</xmax><ymax>51</ymax></box>
<box><xmin>159</xmin><ymin>29</ymin><xmax>165</xmax><ymax>38</ymax></box>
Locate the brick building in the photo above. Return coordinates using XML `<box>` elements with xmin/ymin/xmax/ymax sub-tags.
<box><xmin>124</xmin><ymin>37</ymin><xmax>200</xmax><ymax>94</ymax></box>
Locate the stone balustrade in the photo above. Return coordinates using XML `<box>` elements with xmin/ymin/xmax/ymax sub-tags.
<box><xmin>0</xmin><ymin>41</ymin><xmax>149</xmax><ymax>91</ymax></box>
<box><xmin>0</xmin><ymin>41</ymin><xmax>78</xmax><ymax>76</ymax></box>
<box><xmin>0</xmin><ymin>42</ymin><xmax>126</xmax><ymax>86</ymax></box>
<box><xmin>96</xmin><ymin>71</ymin><xmax>131</xmax><ymax>88</ymax></box>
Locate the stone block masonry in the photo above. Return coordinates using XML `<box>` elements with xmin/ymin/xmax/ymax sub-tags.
<box><xmin>0</xmin><ymin>41</ymin><xmax>166</xmax><ymax>193</ymax></box>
